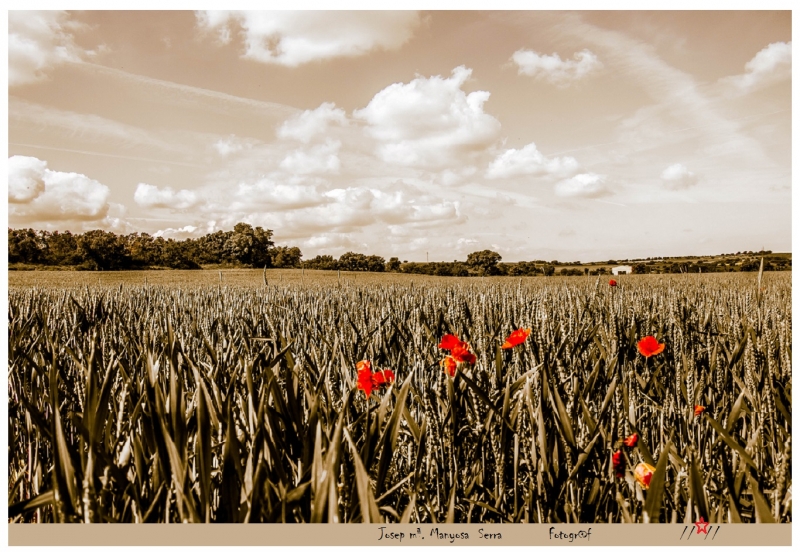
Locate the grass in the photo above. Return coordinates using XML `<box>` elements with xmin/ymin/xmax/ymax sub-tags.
<box><xmin>7</xmin><ymin>271</ymin><xmax>792</xmax><ymax>523</ymax></box>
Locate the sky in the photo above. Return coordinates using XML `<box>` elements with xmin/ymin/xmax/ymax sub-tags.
<box><xmin>6</xmin><ymin>9</ymin><xmax>793</xmax><ymax>262</ymax></box>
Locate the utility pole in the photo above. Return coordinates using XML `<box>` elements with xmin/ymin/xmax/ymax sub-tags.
<box><xmin>427</xmin><ymin>252</ymin><xmax>429</xmax><ymax>262</ymax></box>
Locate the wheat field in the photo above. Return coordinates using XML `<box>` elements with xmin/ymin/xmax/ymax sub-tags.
<box><xmin>7</xmin><ymin>271</ymin><xmax>791</xmax><ymax>523</ymax></box>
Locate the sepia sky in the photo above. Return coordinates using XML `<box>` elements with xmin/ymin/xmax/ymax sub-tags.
<box><xmin>7</xmin><ymin>9</ymin><xmax>793</xmax><ymax>262</ymax></box>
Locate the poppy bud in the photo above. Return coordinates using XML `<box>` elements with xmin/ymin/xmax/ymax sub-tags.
<box><xmin>612</xmin><ymin>450</ymin><xmax>626</xmax><ymax>478</ymax></box>
<box><xmin>634</xmin><ymin>462</ymin><xmax>656</xmax><ymax>490</ymax></box>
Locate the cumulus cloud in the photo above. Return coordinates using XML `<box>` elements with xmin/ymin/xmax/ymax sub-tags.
<box><xmin>280</xmin><ymin>139</ymin><xmax>341</xmax><ymax>174</ymax></box>
<box><xmin>303</xmin><ymin>233</ymin><xmax>360</xmax><ymax>252</ymax></box>
<box><xmin>8</xmin><ymin>155</ymin><xmax>112</xmax><ymax>223</ymax></box>
<box><xmin>153</xmin><ymin>225</ymin><xmax>200</xmax><ymax>239</ymax></box>
<box><xmin>354</xmin><ymin>66</ymin><xmax>501</xmax><ymax>168</ymax></box>
<box><xmin>278</xmin><ymin>102</ymin><xmax>348</xmax><ymax>143</ymax></box>
<box><xmin>196</xmin><ymin>11</ymin><xmax>421</xmax><ymax>67</ymax></box>
<box><xmin>9</xmin><ymin>11</ymin><xmax>85</xmax><ymax>87</ymax></box>
<box><xmin>8</xmin><ymin>155</ymin><xmax>47</xmax><ymax>203</ymax></box>
<box><xmin>723</xmin><ymin>41</ymin><xmax>791</xmax><ymax>92</ymax></box>
<box><xmin>134</xmin><ymin>183</ymin><xmax>200</xmax><ymax>210</ymax></box>
<box><xmin>512</xmin><ymin>48</ymin><xmax>602</xmax><ymax>86</ymax></box>
<box><xmin>200</xmin><ymin>177</ymin><xmax>464</xmax><ymax>243</ymax></box>
<box><xmin>485</xmin><ymin>142</ymin><xmax>581</xmax><ymax>180</ymax></box>
<box><xmin>660</xmin><ymin>163</ymin><xmax>699</xmax><ymax>190</ymax></box>
<box><xmin>233</xmin><ymin>178</ymin><xmax>331</xmax><ymax>211</ymax></box>
<box><xmin>554</xmin><ymin>173</ymin><xmax>610</xmax><ymax>198</ymax></box>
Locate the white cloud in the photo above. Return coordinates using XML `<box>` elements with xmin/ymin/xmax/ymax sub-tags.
<box><xmin>660</xmin><ymin>163</ymin><xmax>699</xmax><ymax>190</ymax></box>
<box><xmin>485</xmin><ymin>142</ymin><xmax>581</xmax><ymax>180</ymax></box>
<box><xmin>153</xmin><ymin>225</ymin><xmax>201</xmax><ymax>239</ymax></box>
<box><xmin>213</xmin><ymin>135</ymin><xmax>246</xmax><ymax>156</ymax></box>
<box><xmin>724</xmin><ymin>41</ymin><xmax>791</xmax><ymax>92</ymax></box>
<box><xmin>9</xmin><ymin>11</ymin><xmax>85</xmax><ymax>87</ymax></box>
<box><xmin>303</xmin><ymin>233</ymin><xmax>361</xmax><ymax>253</ymax></box>
<box><xmin>280</xmin><ymin>139</ymin><xmax>341</xmax><ymax>174</ymax></box>
<box><xmin>8</xmin><ymin>155</ymin><xmax>112</xmax><ymax>223</ymax></box>
<box><xmin>354</xmin><ymin>66</ymin><xmax>501</xmax><ymax>168</ymax></box>
<box><xmin>134</xmin><ymin>183</ymin><xmax>200</xmax><ymax>210</ymax></box>
<box><xmin>196</xmin><ymin>11</ymin><xmax>421</xmax><ymax>67</ymax></box>
<box><xmin>8</xmin><ymin>155</ymin><xmax>47</xmax><ymax>203</ymax></box>
<box><xmin>278</xmin><ymin>102</ymin><xmax>348</xmax><ymax>143</ymax></box>
<box><xmin>555</xmin><ymin>173</ymin><xmax>610</xmax><ymax>198</ymax></box>
<box><xmin>512</xmin><ymin>48</ymin><xmax>602</xmax><ymax>86</ymax></box>
<box><xmin>233</xmin><ymin>178</ymin><xmax>331</xmax><ymax>211</ymax></box>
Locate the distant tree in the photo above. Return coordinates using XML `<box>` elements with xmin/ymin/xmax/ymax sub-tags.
<box><xmin>303</xmin><ymin>255</ymin><xmax>338</xmax><ymax>270</ymax></box>
<box><xmin>272</xmin><ymin>246</ymin><xmax>303</xmax><ymax>268</ymax></box>
<box><xmin>338</xmin><ymin>252</ymin><xmax>368</xmax><ymax>271</ymax></box>
<box><xmin>386</xmin><ymin>257</ymin><xmax>401</xmax><ymax>272</ymax></box>
<box><xmin>77</xmin><ymin>230</ymin><xmax>131</xmax><ymax>270</ymax></box>
<box><xmin>224</xmin><ymin>223</ymin><xmax>274</xmax><ymax>267</ymax></box>
<box><xmin>631</xmin><ymin>263</ymin><xmax>648</xmax><ymax>274</ymax></box>
<box><xmin>466</xmin><ymin>250</ymin><xmax>502</xmax><ymax>276</ymax></box>
<box><xmin>365</xmin><ymin>255</ymin><xmax>386</xmax><ymax>272</ymax></box>
<box><xmin>541</xmin><ymin>264</ymin><xmax>555</xmax><ymax>276</ymax></box>
<box><xmin>159</xmin><ymin>239</ymin><xmax>201</xmax><ymax>269</ymax></box>
<box><xmin>43</xmin><ymin>230</ymin><xmax>80</xmax><ymax>266</ymax></box>
<box><xmin>8</xmin><ymin>228</ymin><xmax>44</xmax><ymax>264</ymax></box>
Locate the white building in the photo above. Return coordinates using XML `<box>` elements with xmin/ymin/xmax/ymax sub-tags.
<box><xmin>611</xmin><ymin>265</ymin><xmax>633</xmax><ymax>275</ymax></box>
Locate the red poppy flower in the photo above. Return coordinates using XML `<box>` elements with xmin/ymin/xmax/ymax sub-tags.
<box><xmin>372</xmin><ymin>369</ymin><xmax>395</xmax><ymax>388</ymax></box>
<box><xmin>356</xmin><ymin>360</ymin><xmax>374</xmax><ymax>398</ymax></box>
<box><xmin>634</xmin><ymin>462</ymin><xmax>656</xmax><ymax>490</ymax></box>
<box><xmin>502</xmin><ymin>328</ymin><xmax>532</xmax><ymax>349</ymax></box>
<box><xmin>694</xmin><ymin>405</ymin><xmax>706</xmax><ymax>417</ymax></box>
<box><xmin>612</xmin><ymin>450</ymin><xmax>626</xmax><ymax>478</ymax></box>
<box><xmin>637</xmin><ymin>335</ymin><xmax>665</xmax><ymax>358</ymax></box>
<box><xmin>451</xmin><ymin>343</ymin><xmax>477</xmax><ymax>365</ymax></box>
<box><xmin>438</xmin><ymin>334</ymin><xmax>463</xmax><ymax>351</ymax></box>
<box><xmin>609</xmin><ymin>279</ymin><xmax>617</xmax><ymax>287</ymax></box>
<box><xmin>440</xmin><ymin>356</ymin><xmax>458</xmax><ymax>378</ymax></box>
<box><xmin>623</xmin><ymin>433</ymin><xmax>639</xmax><ymax>448</ymax></box>
<box><xmin>355</xmin><ymin>360</ymin><xmax>395</xmax><ymax>398</ymax></box>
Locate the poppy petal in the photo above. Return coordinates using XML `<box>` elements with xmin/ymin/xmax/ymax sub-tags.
<box><xmin>440</xmin><ymin>356</ymin><xmax>457</xmax><ymax>378</ymax></box>
<box><xmin>623</xmin><ymin>433</ymin><xmax>639</xmax><ymax>448</ymax></box>
<box><xmin>357</xmin><ymin>366</ymin><xmax>373</xmax><ymax>397</ymax></box>
<box><xmin>438</xmin><ymin>334</ymin><xmax>462</xmax><ymax>351</ymax></box>
<box><xmin>502</xmin><ymin>328</ymin><xmax>531</xmax><ymax>349</ymax></box>
<box><xmin>637</xmin><ymin>336</ymin><xmax>665</xmax><ymax>358</ymax></box>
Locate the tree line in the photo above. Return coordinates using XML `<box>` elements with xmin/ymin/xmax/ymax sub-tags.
<box><xmin>7</xmin><ymin>224</ymin><xmax>300</xmax><ymax>271</ymax></box>
<box><xmin>8</xmin><ymin>225</ymin><xmax>790</xmax><ymax>274</ymax></box>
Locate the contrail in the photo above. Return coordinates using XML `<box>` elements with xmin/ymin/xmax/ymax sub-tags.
<box><xmin>9</xmin><ymin>143</ymin><xmax>204</xmax><ymax>168</ymax></box>
<box><xmin>544</xmin><ymin>108</ymin><xmax>790</xmax><ymax>157</ymax></box>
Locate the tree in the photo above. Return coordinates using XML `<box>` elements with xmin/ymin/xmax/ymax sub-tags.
<box><xmin>8</xmin><ymin>228</ymin><xmax>44</xmax><ymax>264</ymax></box>
<box><xmin>466</xmin><ymin>250</ymin><xmax>502</xmax><ymax>276</ymax></box>
<box><xmin>43</xmin><ymin>230</ymin><xmax>80</xmax><ymax>266</ymax></box>
<box><xmin>365</xmin><ymin>255</ymin><xmax>386</xmax><ymax>272</ymax></box>
<box><xmin>223</xmin><ymin>223</ymin><xmax>273</xmax><ymax>267</ymax></box>
<box><xmin>303</xmin><ymin>255</ymin><xmax>338</xmax><ymax>270</ymax></box>
<box><xmin>77</xmin><ymin>230</ymin><xmax>131</xmax><ymax>270</ymax></box>
<box><xmin>386</xmin><ymin>257</ymin><xmax>401</xmax><ymax>272</ymax></box>
<box><xmin>272</xmin><ymin>246</ymin><xmax>303</xmax><ymax>268</ymax></box>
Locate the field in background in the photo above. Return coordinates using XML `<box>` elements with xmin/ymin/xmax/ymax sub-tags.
<box><xmin>7</xmin><ymin>271</ymin><xmax>791</xmax><ymax>523</ymax></box>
